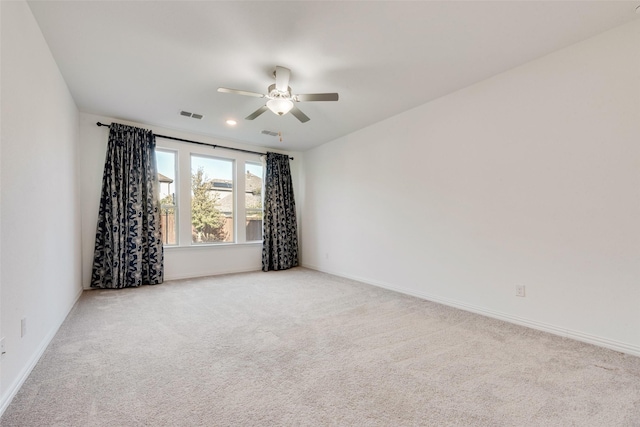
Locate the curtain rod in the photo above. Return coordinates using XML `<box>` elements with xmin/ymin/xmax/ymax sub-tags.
<box><xmin>96</xmin><ymin>122</ymin><xmax>294</xmax><ymax>160</ymax></box>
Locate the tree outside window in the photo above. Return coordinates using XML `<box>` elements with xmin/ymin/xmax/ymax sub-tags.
<box><xmin>191</xmin><ymin>167</ymin><xmax>228</xmax><ymax>242</ymax></box>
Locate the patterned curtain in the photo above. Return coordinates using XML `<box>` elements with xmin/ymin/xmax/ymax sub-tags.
<box><xmin>262</xmin><ymin>152</ymin><xmax>298</xmax><ymax>271</ymax></box>
<box><xmin>91</xmin><ymin>123</ymin><xmax>164</xmax><ymax>289</ymax></box>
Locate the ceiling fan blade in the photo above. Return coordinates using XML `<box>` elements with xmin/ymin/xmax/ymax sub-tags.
<box><xmin>295</xmin><ymin>93</ymin><xmax>339</xmax><ymax>102</ymax></box>
<box><xmin>218</xmin><ymin>87</ymin><xmax>265</xmax><ymax>98</ymax></box>
<box><xmin>274</xmin><ymin>66</ymin><xmax>291</xmax><ymax>93</ymax></box>
<box><xmin>290</xmin><ymin>105</ymin><xmax>310</xmax><ymax>123</ymax></box>
<box><xmin>245</xmin><ymin>105</ymin><xmax>269</xmax><ymax>120</ymax></box>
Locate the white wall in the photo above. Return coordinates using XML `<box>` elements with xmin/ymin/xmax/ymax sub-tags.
<box><xmin>79</xmin><ymin>112</ymin><xmax>301</xmax><ymax>285</ymax></box>
<box><xmin>301</xmin><ymin>20</ymin><xmax>640</xmax><ymax>355</ymax></box>
<box><xmin>0</xmin><ymin>0</ymin><xmax>83</xmax><ymax>413</ymax></box>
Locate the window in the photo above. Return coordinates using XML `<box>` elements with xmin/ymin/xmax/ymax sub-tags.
<box><xmin>191</xmin><ymin>154</ymin><xmax>234</xmax><ymax>244</ymax></box>
<box><xmin>156</xmin><ymin>149</ymin><xmax>178</xmax><ymax>245</ymax></box>
<box><xmin>155</xmin><ymin>141</ymin><xmax>263</xmax><ymax>247</ymax></box>
<box><xmin>245</xmin><ymin>162</ymin><xmax>263</xmax><ymax>241</ymax></box>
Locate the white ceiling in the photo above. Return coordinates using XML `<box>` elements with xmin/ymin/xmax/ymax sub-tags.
<box><xmin>28</xmin><ymin>1</ymin><xmax>639</xmax><ymax>151</ymax></box>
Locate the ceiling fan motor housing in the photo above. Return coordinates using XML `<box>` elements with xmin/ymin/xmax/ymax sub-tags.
<box><xmin>267</xmin><ymin>84</ymin><xmax>291</xmax><ymax>100</ymax></box>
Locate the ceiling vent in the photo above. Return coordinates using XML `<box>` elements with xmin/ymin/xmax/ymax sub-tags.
<box><xmin>261</xmin><ymin>130</ymin><xmax>279</xmax><ymax>137</ymax></box>
<box><xmin>180</xmin><ymin>110</ymin><xmax>203</xmax><ymax>119</ymax></box>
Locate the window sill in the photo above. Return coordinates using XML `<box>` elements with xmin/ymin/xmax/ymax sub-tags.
<box><xmin>163</xmin><ymin>242</ymin><xmax>262</xmax><ymax>251</ymax></box>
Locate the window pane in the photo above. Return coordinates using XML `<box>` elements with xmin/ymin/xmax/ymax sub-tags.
<box><xmin>156</xmin><ymin>150</ymin><xmax>177</xmax><ymax>245</ymax></box>
<box><xmin>245</xmin><ymin>162</ymin><xmax>263</xmax><ymax>241</ymax></box>
<box><xmin>191</xmin><ymin>155</ymin><xmax>234</xmax><ymax>244</ymax></box>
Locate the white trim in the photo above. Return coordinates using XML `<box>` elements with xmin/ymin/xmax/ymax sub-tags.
<box><xmin>302</xmin><ymin>263</ymin><xmax>640</xmax><ymax>358</ymax></box>
<box><xmin>0</xmin><ymin>287</ymin><xmax>84</xmax><ymax>417</ymax></box>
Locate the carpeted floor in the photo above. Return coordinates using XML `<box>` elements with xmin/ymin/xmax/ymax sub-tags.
<box><xmin>2</xmin><ymin>267</ymin><xmax>639</xmax><ymax>426</ymax></box>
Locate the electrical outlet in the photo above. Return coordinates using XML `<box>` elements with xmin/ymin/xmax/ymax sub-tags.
<box><xmin>516</xmin><ymin>285</ymin><xmax>526</xmax><ymax>297</ymax></box>
<box><xmin>21</xmin><ymin>318</ymin><xmax>27</xmax><ymax>337</ymax></box>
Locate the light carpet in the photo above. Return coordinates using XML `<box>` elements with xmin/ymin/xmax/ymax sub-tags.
<box><xmin>2</xmin><ymin>267</ymin><xmax>639</xmax><ymax>426</ymax></box>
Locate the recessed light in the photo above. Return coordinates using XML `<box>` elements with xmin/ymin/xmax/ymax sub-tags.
<box><xmin>226</xmin><ymin>119</ymin><xmax>237</xmax><ymax>126</ymax></box>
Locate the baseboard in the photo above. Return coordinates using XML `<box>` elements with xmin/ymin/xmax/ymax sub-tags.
<box><xmin>82</xmin><ymin>267</ymin><xmax>264</xmax><ymax>289</ymax></box>
<box><xmin>163</xmin><ymin>267</ymin><xmax>263</xmax><ymax>282</ymax></box>
<box><xmin>0</xmin><ymin>287</ymin><xmax>84</xmax><ymax>417</ymax></box>
<box><xmin>302</xmin><ymin>263</ymin><xmax>640</xmax><ymax>358</ymax></box>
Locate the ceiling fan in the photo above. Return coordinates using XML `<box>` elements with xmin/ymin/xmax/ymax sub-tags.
<box><xmin>217</xmin><ymin>66</ymin><xmax>339</xmax><ymax>123</ymax></box>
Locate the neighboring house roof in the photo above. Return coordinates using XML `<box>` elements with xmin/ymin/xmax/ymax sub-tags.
<box><xmin>208</xmin><ymin>172</ymin><xmax>261</xmax><ymax>192</ymax></box>
<box><xmin>213</xmin><ymin>171</ymin><xmax>263</xmax><ymax>214</ymax></box>
<box><xmin>246</xmin><ymin>171</ymin><xmax>262</xmax><ymax>194</ymax></box>
<box><xmin>158</xmin><ymin>173</ymin><xmax>173</xmax><ymax>183</ymax></box>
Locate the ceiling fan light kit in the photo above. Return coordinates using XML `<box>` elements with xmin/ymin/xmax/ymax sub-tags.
<box><xmin>267</xmin><ymin>98</ymin><xmax>294</xmax><ymax>116</ymax></box>
<box><xmin>218</xmin><ymin>66</ymin><xmax>339</xmax><ymax>123</ymax></box>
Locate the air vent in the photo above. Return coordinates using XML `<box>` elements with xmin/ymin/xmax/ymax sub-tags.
<box><xmin>180</xmin><ymin>111</ymin><xmax>203</xmax><ymax>120</ymax></box>
<box><xmin>261</xmin><ymin>130</ymin><xmax>279</xmax><ymax>137</ymax></box>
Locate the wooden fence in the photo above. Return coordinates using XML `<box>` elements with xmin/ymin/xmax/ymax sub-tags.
<box><xmin>160</xmin><ymin>213</ymin><xmax>262</xmax><ymax>244</ymax></box>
